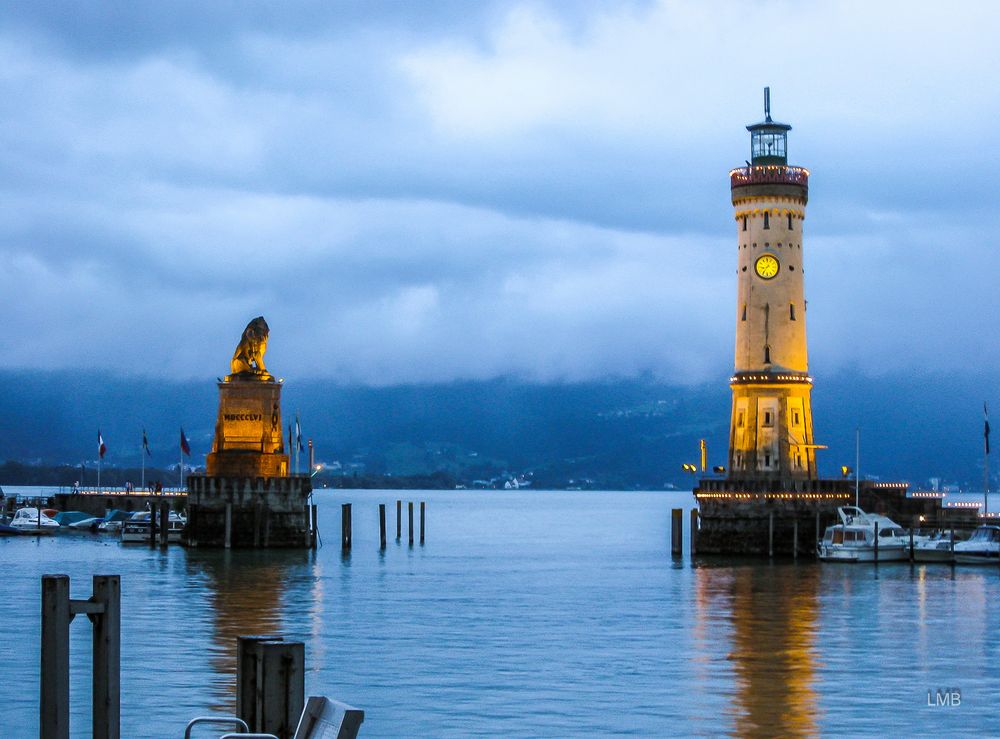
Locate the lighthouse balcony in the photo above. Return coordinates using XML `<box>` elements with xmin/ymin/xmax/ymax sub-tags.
<box><xmin>730</xmin><ymin>165</ymin><xmax>809</xmax><ymax>188</ymax></box>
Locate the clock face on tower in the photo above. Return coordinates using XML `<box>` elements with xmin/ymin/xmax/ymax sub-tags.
<box><xmin>754</xmin><ymin>254</ymin><xmax>779</xmax><ymax>279</ymax></box>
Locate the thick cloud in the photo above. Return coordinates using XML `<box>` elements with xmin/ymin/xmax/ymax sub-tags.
<box><xmin>1</xmin><ymin>1</ymin><xmax>998</xmax><ymax>384</ymax></box>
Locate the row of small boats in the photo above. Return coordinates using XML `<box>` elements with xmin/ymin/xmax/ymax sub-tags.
<box><xmin>0</xmin><ymin>506</ymin><xmax>185</xmax><ymax>543</ymax></box>
<box><xmin>817</xmin><ymin>506</ymin><xmax>1000</xmax><ymax>564</ymax></box>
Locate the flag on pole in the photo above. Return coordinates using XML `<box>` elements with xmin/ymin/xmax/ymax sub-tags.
<box><xmin>295</xmin><ymin>414</ymin><xmax>304</xmax><ymax>452</ymax></box>
<box><xmin>142</xmin><ymin>429</ymin><xmax>152</xmax><ymax>457</ymax></box>
<box><xmin>98</xmin><ymin>430</ymin><xmax>107</xmax><ymax>459</ymax></box>
<box><xmin>985</xmin><ymin>402</ymin><xmax>991</xmax><ymax>455</ymax></box>
<box><xmin>180</xmin><ymin>428</ymin><xmax>191</xmax><ymax>456</ymax></box>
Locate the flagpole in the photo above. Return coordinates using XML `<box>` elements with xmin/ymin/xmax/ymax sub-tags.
<box><xmin>295</xmin><ymin>413</ymin><xmax>300</xmax><ymax>475</ymax></box>
<box><xmin>141</xmin><ymin>435</ymin><xmax>146</xmax><ymax>492</ymax></box>
<box><xmin>180</xmin><ymin>445</ymin><xmax>184</xmax><ymax>490</ymax></box>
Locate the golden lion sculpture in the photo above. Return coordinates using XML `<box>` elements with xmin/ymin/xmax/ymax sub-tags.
<box><xmin>230</xmin><ymin>316</ymin><xmax>270</xmax><ymax>376</ymax></box>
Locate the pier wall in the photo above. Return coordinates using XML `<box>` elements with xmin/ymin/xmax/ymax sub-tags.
<box><xmin>184</xmin><ymin>474</ymin><xmax>312</xmax><ymax>548</ymax></box>
<box><xmin>694</xmin><ymin>478</ymin><xmax>980</xmax><ymax>556</ymax></box>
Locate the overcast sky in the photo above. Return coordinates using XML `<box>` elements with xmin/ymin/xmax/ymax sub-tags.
<box><xmin>2</xmin><ymin>1</ymin><xmax>999</xmax><ymax>385</ymax></box>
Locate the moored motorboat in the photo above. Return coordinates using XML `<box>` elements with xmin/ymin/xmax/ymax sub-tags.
<box><xmin>8</xmin><ymin>507</ymin><xmax>60</xmax><ymax>534</ymax></box>
<box><xmin>913</xmin><ymin>530</ymin><xmax>959</xmax><ymax>563</ymax></box>
<box><xmin>953</xmin><ymin>525</ymin><xmax>1000</xmax><ymax>564</ymax></box>
<box><xmin>817</xmin><ymin>506</ymin><xmax>909</xmax><ymax>562</ymax></box>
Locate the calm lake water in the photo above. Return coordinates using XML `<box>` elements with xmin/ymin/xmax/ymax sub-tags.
<box><xmin>1</xmin><ymin>489</ymin><xmax>998</xmax><ymax>737</ymax></box>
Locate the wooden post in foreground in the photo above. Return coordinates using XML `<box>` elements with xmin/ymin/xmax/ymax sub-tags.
<box><xmin>408</xmin><ymin>502</ymin><xmax>414</xmax><ymax>546</ymax></box>
<box><xmin>793</xmin><ymin>518</ymin><xmax>799</xmax><ymax>560</ymax></box>
<box><xmin>420</xmin><ymin>501</ymin><xmax>425</xmax><ymax>545</ymax></box>
<box><xmin>873</xmin><ymin>521</ymin><xmax>879</xmax><ymax>563</ymax></box>
<box><xmin>671</xmin><ymin>508</ymin><xmax>682</xmax><ymax>556</ymax></box>
<box><xmin>689</xmin><ymin>508</ymin><xmax>698</xmax><ymax>556</ymax></box>
<box><xmin>41</xmin><ymin>575</ymin><xmax>70</xmax><ymax>739</ymax></box>
<box><xmin>768</xmin><ymin>512</ymin><xmax>774</xmax><ymax>558</ymax></box>
<box><xmin>379</xmin><ymin>504</ymin><xmax>386</xmax><ymax>550</ymax></box>
<box><xmin>92</xmin><ymin>575</ymin><xmax>121</xmax><ymax>739</ymax></box>
<box><xmin>225</xmin><ymin>501</ymin><xmax>233</xmax><ymax>549</ymax></box>
<box><xmin>396</xmin><ymin>500</ymin><xmax>402</xmax><ymax>541</ymax></box>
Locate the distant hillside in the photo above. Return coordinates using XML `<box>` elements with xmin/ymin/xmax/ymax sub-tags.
<box><xmin>0</xmin><ymin>368</ymin><xmax>994</xmax><ymax>489</ymax></box>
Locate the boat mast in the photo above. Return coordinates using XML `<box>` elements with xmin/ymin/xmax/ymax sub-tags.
<box><xmin>985</xmin><ymin>402</ymin><xmax>990</xmax><ymax>515</ymax></box>
<box><xmin>855</xmin><ymin>427</ymin><xmax>860</xmax><ymax>508</ymax></box>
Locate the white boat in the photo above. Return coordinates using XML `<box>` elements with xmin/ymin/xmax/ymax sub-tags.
<box><xmin>912</xmin><ymin>530</ymin><xmax>959</xmax><ymax>563</ymax></box>
<box><xmin>952</xmin><ymin>525</ymin><xmax>1000</xmax><ymax>564</ymax></box>
<box><xmin>120</xmin><ymin>510</ymin><xmax>186</xmax><ymax>544</ymax></box>
<box><xmin>8</xmin><ymin>507</ymin><xmax>60</xmax><ymax>534</ymax></box>
<box><xmin>817</xmin><ymin>506</ymin><xmax>909</xmax><ymax>562</ymax></box>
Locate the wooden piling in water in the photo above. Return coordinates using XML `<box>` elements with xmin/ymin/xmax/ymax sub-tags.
<box><xmin>768</xmin><ymin>512</ymin><xmax>774</xmax><ymax>558</ymax></box>
<box><xmin>689</xmin><ymin>508</ymin><xmax>698</xmax><ymax>556</ymax></box>
<box><xmin>379</xmin><ymin>504</ymin><xmax>386</xmax><ymax>550</ymax></box>
<box><xmin>225</xmin><ymin>501</ymin><xmax>233</xmax><ymax>549</ymax></box>
<box><xmin>341</xmin><ymin>503</ymin><xmax>352</xmax><ymax>550</ymax></box>
<box><xmin>148</xmin><ymin>504</ymin><xmax>157</xmax><ymax>547</ymax></box>
<box><xmin>396</xmin><ymin>500</ymin><xmax>402</xmax><ymax>541</ymax></box>
<box><xmin>873</xmin><ymin>521</ymin><xmax>879</xmax><ymax>563</ymax></box>
<box><xmin>671</xmin><ymin>508</ymin><xmax>682</xmax><ymax>555</ymax></box>
<box><xmin>310</xmin><ymin>504</ymin><xmax>318</xmax><ymax>549</ymax></box>
<box><xmin>793</xmin><ymin>518</ymin><xmax>798</xmax><ymax>560</ymax></box>
<box><xmin>815</xmin><ymin>512</ymin><xmax>821</xmax><ymax>559</ymax></box>
<box><xmin>159</xmin><ymin>501</ymin><xmax>169</xmax><ymax>548</ymax></box>
<box><xmin>909</xmin><ymin>527</ymin><xmax>915</xmax><ymax>562</ymax></box>
<box><xmin>408</xmin><ymin>501</ymin><xmax>414</xmax><ymax>545</ymax></box>
<box><xmin>420</xmin><ymin>501</ymin><xmax>425</xmax><ymax>544</ymax></box>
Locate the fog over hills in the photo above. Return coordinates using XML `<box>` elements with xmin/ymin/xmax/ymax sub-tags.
<box><xmin>0</xmin><ymin>368</ymin><xmax>993</xmax><ymax>490</ymax></box>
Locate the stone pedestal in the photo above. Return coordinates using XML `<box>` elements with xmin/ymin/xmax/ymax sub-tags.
<box><xmin>188</xmin><ymin>371</ymin><xmax>312</xmax><ymax>548</ymax></box>
<box><xmin>184</xmin><ymin>475</ymin><xmax>312</xmax><ymax>548</ymax></box>
<box><xmin>206</xmin><ymin>375</ymin><xmax>289</xmax><ymax>478</ymax></box>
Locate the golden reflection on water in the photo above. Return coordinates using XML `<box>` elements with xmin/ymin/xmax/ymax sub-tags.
<box><xmin>718</xmin><ymin>564</ymin><xmax>821</xmax><ymax>738</ymax></box>
<box><xmin>186</xmin><ymin>550</ymin><xmax>313</xmax><ymax>712</ymax></box>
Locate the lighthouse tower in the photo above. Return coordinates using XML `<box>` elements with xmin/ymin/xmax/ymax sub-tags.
<box><xmin>727</xmin><ymin>89</ymin><xmax>817</xmax><ymax>481</ymax></box>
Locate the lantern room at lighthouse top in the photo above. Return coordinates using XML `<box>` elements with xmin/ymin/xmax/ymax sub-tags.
<box><xmin>746</xmin><ymin>87</ymin><xmax>791</xmax><ymax>166</ymax></box>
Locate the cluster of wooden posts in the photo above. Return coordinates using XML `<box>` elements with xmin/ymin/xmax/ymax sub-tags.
<box><xmin>40</xmin><ymin>575</ymin><xmax>120</xmax><ymax>739</ymax></box>
<box><xmin>147</xmin><ymin>500</ymin><xmax>172</xmax><ymax>548</ymax></box>
<box><xmin>670</xmin><ymin>508</ymin><xmax>699</xmax><ymax>556</ymax></box>
<box><xmin>39</xmin><ymin>575</ymin><xmax>363</xmax><ymax>739</ymax></box>
<box><xmin>340</xmin><ymin>500</ymin><xmax>426</xmax><ymax>551</ymax></box>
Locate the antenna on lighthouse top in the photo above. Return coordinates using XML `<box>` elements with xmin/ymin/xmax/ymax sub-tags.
<box><xmin>764</xmin><ymin>87</ymin><xmax>772</xmax><ymax>122</ymax></box>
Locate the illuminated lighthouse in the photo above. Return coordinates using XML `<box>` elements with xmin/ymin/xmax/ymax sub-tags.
<box><xmin>727</xmin><ymin>88</ymin><xmax>818</xmax><ymax>481</ymax></box>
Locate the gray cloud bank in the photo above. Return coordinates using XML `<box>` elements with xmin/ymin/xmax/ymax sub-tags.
<box><xmin>1</xmin><ymin>1</ymin><xmax>998</xmax><ymax>384</ymax></box>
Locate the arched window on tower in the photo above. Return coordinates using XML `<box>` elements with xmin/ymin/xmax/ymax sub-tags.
<box><xmin>763</xmin><ymin>212</ymin><xmax>770</xmax><ymax>229</ymax></box>
<box><xmin>764</xmin><ymin>344</ymin><xmax>771</xmax><ymax>364</ymax></box>
<box><xmin>789</xmin><ymin>303</ymin><xmax>796</xmax><ymax>321</ymax></box>
<box><xmin>742</xmin><ymin>304</ymin><xmax>747</xmax><ymax>321</ymax></box>
<box><xmin>787</xmin><ymin>213</ymin><xmax>793</xmax><ymax>230</ymax></box>
<box><xmin>742</xmin><ymin>216</ymin><xmax>748</xmax><ymax>231</ymax></box>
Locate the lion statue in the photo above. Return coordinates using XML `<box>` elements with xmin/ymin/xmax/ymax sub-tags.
<box><xmin>230</xmin><ymin>316</ymin><xmax>270</xmax><ymax>376</ymax></box>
